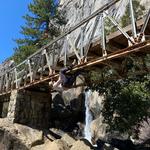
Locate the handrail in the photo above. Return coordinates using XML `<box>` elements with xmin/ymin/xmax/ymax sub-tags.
<box><xmin>0</xmin><ymin>0</ymin><xmax>120</xmax><ymax>76</ymax></box>
<box><xmin>0</xmin><ymin>0</ymin><xmax>149</xmax><ymax>95</ymax></box>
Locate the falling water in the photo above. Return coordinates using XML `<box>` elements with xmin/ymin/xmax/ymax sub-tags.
<box><xmin>84</xmin><ymin>90</ymin><xmax>93</xmax><ymax>142</ymax></box>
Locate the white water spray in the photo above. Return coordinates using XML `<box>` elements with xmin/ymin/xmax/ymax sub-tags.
<box><xmin>84</xmin><ymin>90</ymin><xmax>93</xmax><ymax>142</ymax></box>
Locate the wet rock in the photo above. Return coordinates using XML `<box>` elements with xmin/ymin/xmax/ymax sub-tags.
<box><xmin>135</xmin><ymin>118</ymin><xmax>150</xmax><ymax>144</ymax></box>
<box><xmin>88</xmin><ymin>91</ymin><xmax>105</xmax><ymax>118</ymax></box>
<box><xmin>90</xmin><ymin>116</ymin><xmax>108</xmax><ymax>143</ymax></box>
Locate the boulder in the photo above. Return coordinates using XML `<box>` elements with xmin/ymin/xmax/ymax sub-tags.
<box><xmin>48</xmin><ymin>139</ymin><xmax>69</xmax><ymax>150</ymax></box>
<box><xmin>0</xmin><ymin>118</ymin><xmax>43</xmax><ymax>150</ymax></box>
<box><xmin>51</xmin><ymin>75</ymin><xmax>85</xmax><ymax>132</ymax></box>
<box><xmin>61</xmin><ymin>133</ymin><xmax>76</xmax><ymax>147</ymax></box>
<box><xmin>70</xmin><ymin>140</ymin><xmax>92</xmax><ymax>150</ymax></box>
<box><xmin>88</xmin><ymin>91</ymin><xmax>105</xmax><ymax>118</ymax></box>
<box><xmin>132</xmin><ymin>118</ymin><xmax>150</xmax><ymax>148</ymax></box>
<box><xmin>90</xmin><ymin>116</ymin><xmax>108</xmax><ymax>143</ymax></box>
<box><xmin>31</xmin><ymin>139</ymin><xmax>52</xmax><ymax>150</ymax></box>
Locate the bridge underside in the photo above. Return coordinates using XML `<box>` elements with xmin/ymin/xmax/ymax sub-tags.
<box><xmin>0</xmin><ymin>19</ymin><xmax>150</xmax><ymax>96</ymax></box>
<box><xmin>0</xmin><ymin>1</ymin><xmax>150</xmax><ymax>96</ymax></box>
<box><xmin>23</xmin><ymin>40</ymin><xmax>150</xmax><ymax>92</ymax></box>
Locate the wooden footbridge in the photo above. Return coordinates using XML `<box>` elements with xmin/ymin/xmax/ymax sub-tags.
<box><xmin>0</xmin><ymin>0</ymin><xmax>150</xmax><ymax>95</ymax></box>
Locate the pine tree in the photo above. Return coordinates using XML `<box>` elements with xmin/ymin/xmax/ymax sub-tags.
<box><xmin>13</xmin><ymin>0</ymin><xmax>65</xmax><ymax>64</ymax></box>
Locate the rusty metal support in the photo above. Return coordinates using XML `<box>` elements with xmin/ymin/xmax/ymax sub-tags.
<box><xmin>84</xmin><ymin>14</ymin><xmax>101</xmax><ymax>57</ymax></box>
<box><xmin>44</xmin><ymin>49</ymin><xmax>52</xmax><ymax>75</ymax></box>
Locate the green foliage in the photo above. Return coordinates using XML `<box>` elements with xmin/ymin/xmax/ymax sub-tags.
<box><xmin>13</xmin><ymin>45</ymin><xmax>37</xmax><ymax>63</ymax></box>
<box><xmin>105</xmin><ymin>18</ymin><xmax>117</xmax><ymax>35</ymax></box>
<box><xmin>88</xmin><ymin>54</ymin><xmax>150</xmax><ymax>138</ymax></box>
<box><xmin>121</xmin><ymin>0</ymin><xmax>145</xmax><ymax>27</ymax></box>
<box><xmin>13</xmin><ymin>0</ymin><xmax>66</xmax><ymax>64</ymax></box>
<box><xmin>90</xmin><ymin>75</ymin><xmax>150</xmax><ymax>137</ymax></box>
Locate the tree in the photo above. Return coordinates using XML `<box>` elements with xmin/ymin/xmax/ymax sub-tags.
<box><xmin>13</xmin><ymin>0</ymin><xmax>66</xmax><ymax>64</ymax></box>
<box><xmin>88</xmin><ymin>53</ymin><xmax>150</xmax><ymax>138</ymax></box>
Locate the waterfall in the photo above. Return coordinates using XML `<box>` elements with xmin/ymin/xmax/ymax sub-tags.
<box><xmin>84</xmin><ymin>90</ymin><xmax>93</xmax><ymax>142</ymax></box>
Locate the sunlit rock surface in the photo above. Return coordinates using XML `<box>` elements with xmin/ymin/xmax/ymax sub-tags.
<box><xmin>58</xmin><ymin>0</ymin><xmax>149</xmax><ymax>58</ymax></box>
<box><xmin>0</xmin><ymin>119</ymin><xmax>43</xmax><ymax>150</ymax></box>
<box><xmin>0</xmin><ymin>0</ymin><xmax>150</xmax><ymax>150</ymax></box>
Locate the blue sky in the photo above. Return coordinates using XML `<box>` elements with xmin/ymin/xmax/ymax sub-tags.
<box><xmin>0</xmin><ymin>0</ymin><xmax>59</xmax><ymax>64</ymax></box>
<box><xmin>0</xmin><ymin>0</ymin><xmax>32</xmax><ymax>63</ymax></box>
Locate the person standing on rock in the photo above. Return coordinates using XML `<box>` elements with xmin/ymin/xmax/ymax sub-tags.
<box><xmin>49</xmin><ymin>59</ymin><xmax>80</xmax><ymax>92</ymax></box>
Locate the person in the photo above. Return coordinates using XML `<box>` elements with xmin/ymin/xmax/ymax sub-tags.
<box><xmin>49</xmin><ymin>59</ymin><xmax>80</xmax><ymax>91</ymax></box>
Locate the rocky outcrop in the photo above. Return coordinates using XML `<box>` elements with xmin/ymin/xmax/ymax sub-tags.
<box><xmin>70</xmin><ymin>140</ymin><xmax>92</xmax><ymax>150</ymax></box>
<box><xmin>133</xmin><ymin>118</ymin><xmax>150</xmax><ymax>145</ymax></box>
<box><xmin>31</xmin><ymin>133</ymin><xmax>92</xmax><ymax>150</ymax></box>
<box><xmin>1</xmin><ymin>1</ymin><xmax>150</xmax><ymax>150</ymax></box>
<box><xmin>0</xmin><ymin>119</ymin><xmax>43</xmax><ymax>150</ymax></box>
<box><xmin>51</xmin><ymin>75</ymin><xmax>85</xmax><ymax>132</ymax></box>
<box><xmin>58</xmin><ymin>0</ymin><xmax>150</xmax><ymax>58</ymax></box>
<box><xmin>59</xmin><ymin>0</ymin><xmax>110</xmax><ymax>57</ymax></box>
<box><xmin>7</xmin><ymin>90</ymin><xmax>52</xmax><ymax>129</ymax></box>
<box><xmin>48</xmin><ymin>139</ymin><xmax>69</xmax><ymax>150</ymax></box>
<box><xmin>61</xmin><ymin>134</ymin><xmax>76</xmax><ymax>148</ymax></box>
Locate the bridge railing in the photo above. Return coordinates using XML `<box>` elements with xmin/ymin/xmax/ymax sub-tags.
<box><xmin>0</xmin><ymin>0</ymin><xmax>149</xmax><ymax>94</ymax></box>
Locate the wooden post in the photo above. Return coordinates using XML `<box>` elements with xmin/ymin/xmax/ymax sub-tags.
<box><xmin>52</xmin><ymin>49</ymin><xmax>55</xmax><ymax>73</ymax></box>
<box><xmin>101</xmin><ymin>13</ymin><xmax>107</xmax><ymax>56</ymax></box>
<box><xmin>67</xmin><ymin>36</ymin><xmax>81</xmax><ymax>62</ymax></box>
<box><xmin>129</xmin><ymin>0</ymin><xmax>137</xmax><ymax>39</ymax></box>
<box><xmin>64</xmin><ymin>40</ymin><xmax>68</xmax><ymax>67</ymax></box>
<box><xmin>43</xmin><ymin>49</ymin><xmax>52</xmax><ymax>75</ymax></box>
<box><xmin>14</xmin><ymin>68</ymin><xmax>18</xmax><ymax>89</ymax></box>
<box><xmin>27</xmin><ymin>59</ymin><xmax>32</xmax><ymax>83</ymax></box>
<box><xmin>84</xmin><ymin>15</ymin><xmax>100</xmax><ymax>58</ymax></box>
<box><xmin>80</xmin><ymin>27</ymin><xmax>84</xmax><ymax>58</ymax></box>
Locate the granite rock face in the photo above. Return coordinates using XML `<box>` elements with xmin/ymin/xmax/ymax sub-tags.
<box><xmin>7</xmin><ymin>90</ymin><xmax>52</xmax><ymax>129</ymax></box>
<box><xmin>0</xmin><ymin>119</ymin><xmax>43</xmax><ymax>150</ymax></box>
<box><xmin>58</xmin><ymin>0</ymin><xmax>150</xmax><ymax>142</ymax></box>
<box><xmin>59</xmin><ymin>0</ymin><xmax>109</xmax><ymax>57</ymax></box>
<box><xmin>58</xmin><ymin>0</ymin><xmax>149</xmax><ymax>58</ymax></box>
<box><xmin>0</xmin><ymin>0</ymin><xmax>150</xmax><ymax>150</ymax></box>
<box><xmin>51</xmin><ymin>75</ymin><xmax>85</xmax><ymax>132</ymax></box>
<box><xmin>70</xmin><ymin>140</ymin><xmax>91</xmax><ymax>150</ymax></box>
